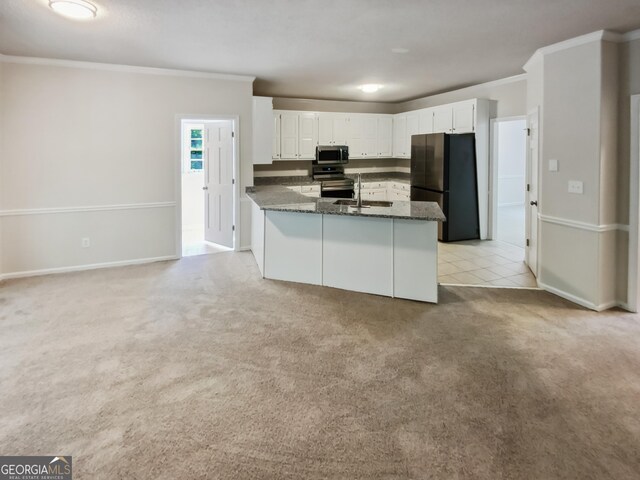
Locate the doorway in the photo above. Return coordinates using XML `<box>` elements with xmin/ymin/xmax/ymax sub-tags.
<box><xmin>492</xmin><ymin>117</ymin><xmax>527</xmax><ymax>248</ymax></box>
<box><xmin>179</xmin><ymin>118</ymin><xmax>237</xmax><ymax>257</ymax></box>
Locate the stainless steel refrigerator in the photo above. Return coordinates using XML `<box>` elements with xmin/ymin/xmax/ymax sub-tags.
<box><xmin>410</xmin><ymin>133</ymin><xmax>480</xmax><ymax>242</ymax></box>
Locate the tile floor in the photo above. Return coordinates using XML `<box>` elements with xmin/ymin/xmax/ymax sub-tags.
<box><xmin>438</xmin><ymin>239</ymin><xmax>538</xmax><ymax>288</ymax></box>
<box><xmin>182</xmin><ymin>226</ymin><xmax>232</xmax><ymax>257</ymax></box>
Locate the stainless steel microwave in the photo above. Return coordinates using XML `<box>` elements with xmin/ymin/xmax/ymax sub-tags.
<box><xmin>315</xmin><ymin>145</ymin><xmax>349</xmax><ymax>164</ymax></box>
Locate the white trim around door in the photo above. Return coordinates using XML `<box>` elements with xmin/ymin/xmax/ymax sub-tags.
<box><xmin>628</xmin><ymin>94</ymin><xmax>640</xmax><ymax>313</ymax></box>
<box><xmin>175</xmin><ymin>114</ymin><xmax>241</xmax><ymax>257</ymax></box>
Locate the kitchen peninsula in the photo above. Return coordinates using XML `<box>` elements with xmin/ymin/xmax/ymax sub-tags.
<box><xmin>247</xmin><ymin>186</ymin><xmax>445</xmax><ymax>303</ymax></box>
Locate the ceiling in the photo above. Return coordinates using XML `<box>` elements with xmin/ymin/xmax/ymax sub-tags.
<box><xmin>1</xmin><ymin>0</ymin><xmax>640</xmax><ymax>102</ymax></box>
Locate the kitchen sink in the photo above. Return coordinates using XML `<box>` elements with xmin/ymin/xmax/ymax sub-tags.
<box><xmin>333</xmin><ymin>199</ymin><xmax>393</xmax><ymax>207</ymax></box>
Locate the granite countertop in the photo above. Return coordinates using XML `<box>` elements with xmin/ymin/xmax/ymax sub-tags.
<box><xmin>253</xmin><ymin>172</ymin><xmax>410</xmax><ymax>187</ymax></box>
<box><xmin>246</xmin><ymin>186</ymin><xmax>445</xmax><ymax>222</ymax></box>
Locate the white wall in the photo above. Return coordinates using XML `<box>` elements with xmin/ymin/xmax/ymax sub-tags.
<box><xmin>395</xmin><ymin>75</ymin><xmax>527</xmax><ymax>118</ymax></box>
<box><xmin>0</xmin><ymin>58</ymin><xmax>254</xmax><ymax>277</ymax></box>
<box><xmin>496</xmin><ymin>119</ymin><xmax>526</xmax><ymax>206</ymax></box>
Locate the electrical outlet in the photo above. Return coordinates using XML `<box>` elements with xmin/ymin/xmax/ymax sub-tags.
<box><xmin>568</xmin><ymin>180</ymin><xmax>583</xmax><ymax>194</ymax></box>
<box><xmin>548</xmin><ymin>159</ymin><xmax>558</xmax><ymax>172</ymax></box>
<box><xmin>81</xmin><ymin>237</ymin><xmax>91</xmax><ymax>248</ymax></box>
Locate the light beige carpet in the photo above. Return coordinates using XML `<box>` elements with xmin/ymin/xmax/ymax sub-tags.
<box><xmin>1</xmin><ymin>252</ymin><xmax>639</xmax><ymax>479</ymax></box>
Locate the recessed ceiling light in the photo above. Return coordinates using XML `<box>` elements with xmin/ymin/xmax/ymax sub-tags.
<box><xmin>49</xmin><ymin>0</ymin><xmax>97</xmax><ymax>19</ymax></box>
<box><xmin>358</xmin><ymin>84</ymin><xmax>383</xmax><ymax>93</ymax></box>
<box><xmin>391</xmin><ymin>48</ymin><xmax>410</xmax><ymax>54</ymax></box>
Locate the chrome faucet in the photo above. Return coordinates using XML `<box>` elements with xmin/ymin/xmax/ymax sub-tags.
<box><xmin>356</xmin><ymin>173</ymin><xmax>363</xmax><ymax>208</ymax></box>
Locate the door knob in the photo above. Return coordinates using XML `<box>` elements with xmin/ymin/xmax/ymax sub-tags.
<box><xmin>530</xmin><ymin>200</ymin><xmax>537</xmax><ymax>206</ymax></box>
<box><xmin>202</xmin><ymin>186</ymin><xmax>208</xmax><ymax>190</ymax></box>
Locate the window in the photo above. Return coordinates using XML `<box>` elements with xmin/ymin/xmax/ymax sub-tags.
<box><xmin>183</xmin><ymin>123</ymin><xmax>205</xmax><ymax>173</ymax></box>
<box><xmin>189</xmin><ymin>128</ymin><xmax>203</xmax><ymax>171</ymax></box>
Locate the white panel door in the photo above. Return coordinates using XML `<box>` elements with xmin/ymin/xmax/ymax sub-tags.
<box><xmin>272</xmin><ymin>113</ymin><xmax>281</xmax><ymax>160</ymax></box>
<box><xmin>332</xmin><ymin>114</ymin><xmax>349</xmax><ymax>145</ymax></box>
<box><xmin>419</xmin><ymin>108</ymin><xmax>434</xmax><ymax>134</ymax></box>
<box><xmin>279</xmin><ymin>113</ymin><xmax>299</xmax><ymax>159</ymax></box>
<box><xmin>204</xmin><ymin>121</ymin><xmax>234</xmax><ymax>248</ymax></box>
<box><xmin>298</xmin><ymin>113</ymin><xmax>317</xmax><ymax>159</ymax></box>
<box><xmin>347</xmin><ymin>115</ymin><xmax>364</xmax><ymax>158</ymax></box>
<box><xmin>526</xmin><ymin>109</ymin><xmax>539</xmax><ymax>277</ymax></box>
<box><xmin>318</xmin><ymin>114</ymin><xmax>334</xmax><ymax>145</ymax></box>
<box><xmin>433</xmin><ymin>106</ymin><xmax>453</xmax><ymax>133</ymax></box>
<box><xmin>453</xmin><ymin>102</ymin><xmax>475</xmax><ymax>133</ymax></box>
<box><xmin>377</xmin><ymin>117</ymin><xmax>393</xmax><ymax>157</ymax></box>
<box><xmin>362</xmin><ymin>115</ymin><xmax>378</xmax><ymax>158</ymax></box>
<box><xmin>393</xmin><ymin>115</ymin><xmax>407</xmax><ymax>157</ymax></box>
<box><xmin>406</xmin><ymin>112</ymin><xmax>420</xmax><ymax>157</ymax></box>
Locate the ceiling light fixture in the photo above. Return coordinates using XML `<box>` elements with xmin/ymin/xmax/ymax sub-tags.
<box><xmin>391</xmin><ymin>48</ymin><xmax>410</xmax><ymax>54</ymax></box>
<box><xmin>359</xmin><ymin>84</ymin><xmax>383</xmax><ymax>93</ymax></box>
<box><xmin>49</xmin><ymin>0</ymin><xmax>97</xmax><ymax>19</ymax></box>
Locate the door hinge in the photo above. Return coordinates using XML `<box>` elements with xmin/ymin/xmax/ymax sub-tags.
<box><xmin>232</xmin><ymin>225</ymin><xmax>235</xmax><ymax>231</ymax></box>
<box><xmin>526</xmin><ymin>128</ymin><xmax>531</xmax><ymax>136</ymax></box>
<box><xmin>526</xmin><ymin>183</ymin><xmax>530</xmax><ymax>192</ymax></box>
<box><xmin>232</xmin><ymin>178</ymin><xmax>235</xmax><ymax>185</ymax></box>
<box><xmin>231</xmin><ymin>131</ymin><xmax>235</xmax><ymax>138</ymax></box>
<box><xmin>526</xmin><ymin>239</ymin><xmax>530</xmax><ymax>247</ymax></box>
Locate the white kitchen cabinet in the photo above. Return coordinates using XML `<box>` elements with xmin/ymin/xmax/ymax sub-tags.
<box><xmin>272</xmin><ymin>113</ymin><xmax>281</xmax><ymax>160</ymax></box>
<box><xmin>253</xmin><ymin>96</ymin><xmax>275</xmax><ymax>165</ymax></box>
<box><xmin>377</xmin><ymin>117</ymin><xmax>393</xmax><ymax>157</ymax></box>
<box><xmin>300</xmin><ymin>184</ymin><xmax>320</xmax><ymax>197</ymax></box>
<box><xmin>406</xmin><ymin>112</ymin><xmax>420</xmax><ymax>156</ymax></box>
<box><xmin>392</xmin><ymin>115</ymin><xmax>406</xmax><ymax>158</ymax></box>
<box><xmin>298</xmin><ymin>113</ymin><xmax>317</xmax><ymax>159</ymax></box>
<box><xmin>348</xmin><ymin>114</ymin><xmax>384</xmax><ymax>159</ymax></box>
<box><xmin>275</xmin><ymin>111</ymin><xmax>318</xmax><ymax>160</ymax></box>
<box><xmin>433</xmin><ymin>106</ymin><xmax>454</xmax><ymax>133</ymax></box>
<box><xmin>452</xmin><ymin>102</ymin><xmax>475</xmax><ymax>133</ymax></box>
<box><xmin>419</xmin><ymin>108</ymin><xmax>434</xmax><ymax>134</ymax></box>
<box><xmin>318</xmin><ymin>113</ymin><xmax>348</xmax><ymax>145</ymax></box>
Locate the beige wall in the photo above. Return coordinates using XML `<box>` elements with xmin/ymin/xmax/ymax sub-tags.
<box><xmin>0</xmin><ymin>60</ymin><xmax>254</xmax><ymax>276</ymax></box>
<box><xmin>395</xmin><ymin>76</ymin><xmax>527</xmax><ymax>118</ymax></box>
<box><xmin>273</xmin><ymin>97</ymin><xmax>394</xmax><ymax>114</ymax></box>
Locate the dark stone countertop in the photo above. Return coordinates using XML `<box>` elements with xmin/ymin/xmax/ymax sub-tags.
<box><xmin>246</xmin><ymin>185</ymin><xmax>445</xmax><ymax>222</ymax></box>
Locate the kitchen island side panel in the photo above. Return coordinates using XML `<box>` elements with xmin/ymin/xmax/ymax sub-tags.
<box><xmin>264</xmin><ymin>210</ymin><xmax>323</xmax><ymax>285</ymax></box>
<box><xmin>393</xmin><ymin>219</ymin><xmax>438</xmax><ymax>302</ymax></box>
<box><xmin>250</xmin><ymin>200</ymin><xmax>265</xmax><ymax>276</ymax></box>
<box><xmin>322</xmin><ymin>215</ymin><xmax>394</xmax><ymax>296</ymax></box>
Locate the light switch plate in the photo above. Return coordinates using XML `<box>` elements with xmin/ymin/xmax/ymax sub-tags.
<box><xmin>549</xmin><ymin>159</ymin><xmax>558</xmax><ymax>172</ymax></box>
<box><xmin>568</xmin><ymin>180</ymin><xmax>583</xmax><ymax>194</ymax></box>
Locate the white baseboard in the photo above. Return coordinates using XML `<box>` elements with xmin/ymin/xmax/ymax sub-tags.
<box><xmin>537</xmin><ymin>281</ymin><xmax>627</xmax><ymax>312</ymax></box>
<box><xmin>0</xmin><ymin>255</ymin><xmax>179</xmax><ymax>281</ymax></box>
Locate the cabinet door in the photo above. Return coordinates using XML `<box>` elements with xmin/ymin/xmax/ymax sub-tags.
<box><xmin>272</xmin><ymin>113</ymin><xmax>281</xmax><ymax>160</ymax></box>
<box><xmin>452</xmin><ymin>102</ymin><xmax>475</xmax><ymax>133</ymax></box>
<box><xmin>433</xmin><ymin>106</ymin><xmax>453</xmax><ymax>133</ymax></box>
<box><xmin>370</xmin><ymin>188</ymin><xmax>387</xmax><ymax>201</ymax></box>
<box><xmin>377</xmin><ymin>117</ymin><xmax>393</xmax><ymax>157</ymax></box>
<box><xmin>393</xmin><ymin>115</ymin><xmax>407</xmax><ymax>157</ymax></box>
<box><xmin>332</xmin><ymin>114</ymin><xmax>348</xmax><ymax>145</ymax></box>
<box><xmin>362</xmin><ymin>115</ymin><xmax>378</xmax><ymax>158</ymax></box>
<box><xmin>347</xmin><ymin>115</ymin><xmax>364</xmax><ymax>158</ymax></box>
<box><xmin>298</xmin><ymin>113</ymin><xmax>317</xmax><ymax>159</ymax></box>
<box><xmin>406</xmin><ymin>112</ymin><xmax>420</xmax><ymax>158</ymax></box>
<box><xmin>318</xmin><ymin>114</ymin><xmax>334</xmax><ymax>145</ymax></box>
<box><xmin>280</xmin><ymin>113</ymin><xmax>299</xmax><ymax>159</ymax></box>
<box><xmin>419</xmin><ymin>108</ymin><xmax>434</xmax><ymax>134</ymax></box>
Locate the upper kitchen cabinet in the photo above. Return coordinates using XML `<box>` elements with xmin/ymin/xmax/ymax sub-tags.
<box><xmin>419</xmin><ymin>108</ymin><xmax>434</xmax><ymax>134</ymax></box>
<box><xmin>431</xmin><ymin>100</ymin><xmax>476</xmax><ymax>134</ymax></box>
<box><xmin>318</xmin><ymin>113</ymin><xmax>348</xmax><ymax>145</ymax></box>
<box><xmin>253</xmin><ymin>96</ymin><xmax>276</xmax><ymax>165</ymax></box>
<box><xmin>274</xmin><ymin>111</ymin><xmax>318</xmax><ymax>160</ymax></box>
<box><xmin>377</xmin><ymin>116</ymin><xmax>393</xmax><ymax>157</ymax></box>
<box><xmin>347</xmin><ymin>114</ymin><xmax>393</xmax><ymax>158</ymax></box>
<box><xmin>392</xmin><ymin>112</ymin><xmax>419</xmax><ymax>158</ymax></box>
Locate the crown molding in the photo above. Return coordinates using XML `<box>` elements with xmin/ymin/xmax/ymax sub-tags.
<box><xmin>523</xmin><ymin>29</ymin><xmax>640</xmax><ymax>72</ymax></box>
<box><xmin>0</xmin><ymin>54</ymin><xmax>255</xmax><ymax>82</ymax></box>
